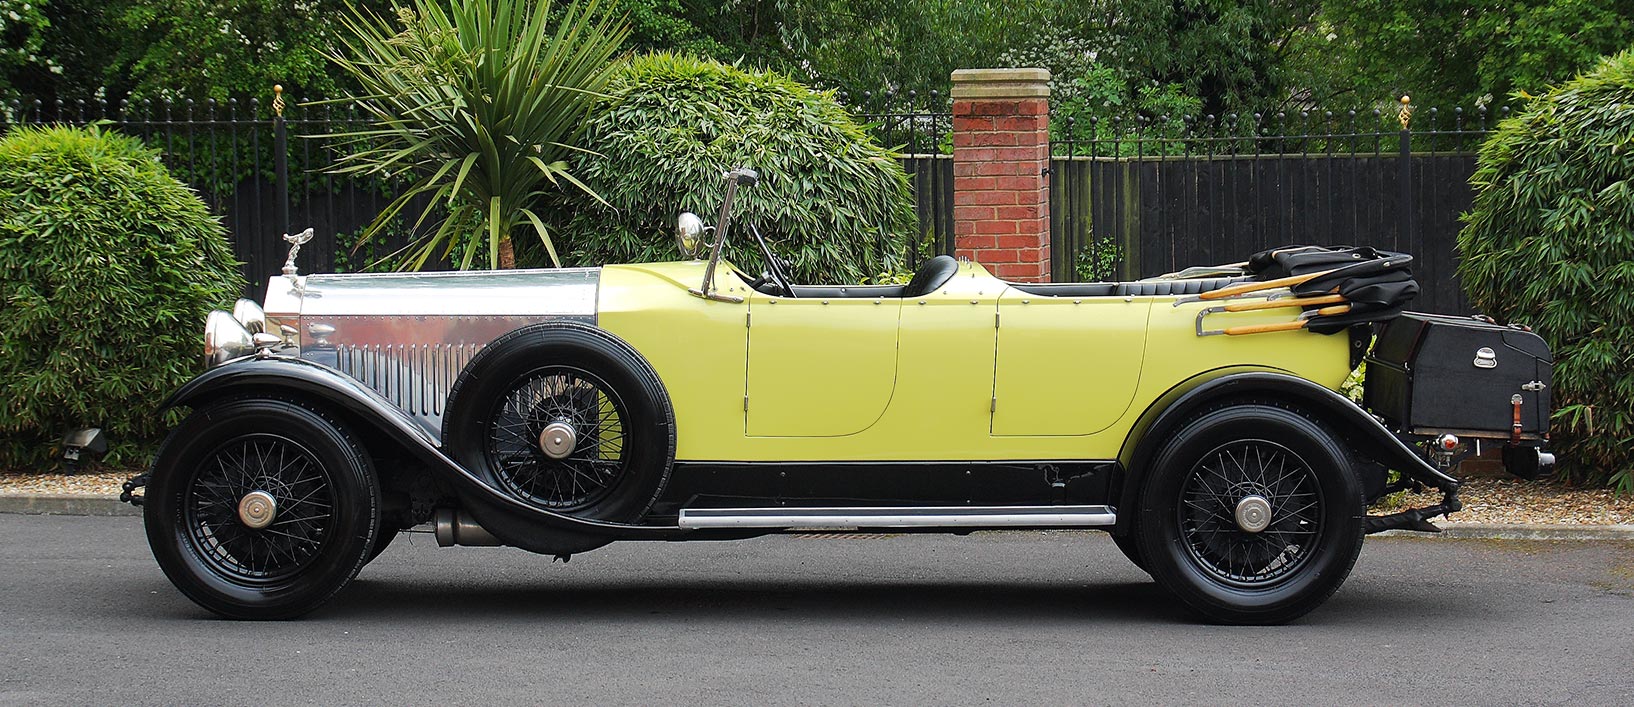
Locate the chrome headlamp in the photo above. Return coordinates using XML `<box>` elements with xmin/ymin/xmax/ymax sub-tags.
<box><xmin>204</xmin><ymin>310</ymin><xmax>254</xmax><ymax>368</ymax></box>
<box><xmin>676</xmin><ymin>212</ymin><xmax>707</xmax><ymax>259</ymax></box>
<box><xmin>231</xmin><ymin>298</ymin><xmax>266</xmax><ymax>334</ymax></box>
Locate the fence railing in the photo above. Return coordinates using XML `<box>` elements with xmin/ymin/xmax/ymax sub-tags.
<box><xmin>5</xmin><ymin>92</ymin><xmax>1509</xmax><ymax>314</ymax></box>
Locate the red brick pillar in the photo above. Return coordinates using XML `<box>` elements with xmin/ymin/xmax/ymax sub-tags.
<box><xmin>951</xmin><ymin>68</ymin><xmax>1051</xmax><ymax>282</ymax></box>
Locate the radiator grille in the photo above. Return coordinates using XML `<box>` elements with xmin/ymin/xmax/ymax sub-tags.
<box><xmin>334</xmin><ymin>342</ymin><xmax>485</xmax><ymax>420</ymax></box>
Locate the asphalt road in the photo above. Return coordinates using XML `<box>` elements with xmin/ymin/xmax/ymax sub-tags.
<box><xmin>2</xmin><ymin>514</ymin><xmax>1631</xmax><ymax>705</ymax></box>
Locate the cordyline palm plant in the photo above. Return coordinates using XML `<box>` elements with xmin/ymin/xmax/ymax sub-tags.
<box><xmin>324</xmin><ymin>0</ymin><xmax>629</xmax><ymax>269</ymax></box>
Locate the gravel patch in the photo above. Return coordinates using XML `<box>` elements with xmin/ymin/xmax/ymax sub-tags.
<box><xmin>0</xmin><ymin>470</ymin><xmax>135</xmax><ymax>496</ymax></box>
<box><xmin>5</xmin><ymin>468</ymin><xmax>1630</xmax><ymax>525</ymax></box>
<box><xmin>1381</xmin><ymin>475</ymin><xmax>1634</xmax><ymax>525</ymax></box>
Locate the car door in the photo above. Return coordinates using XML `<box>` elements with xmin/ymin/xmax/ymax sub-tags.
<box><xmin>991</xmin><ymin>290</ymin><xmax>1152</xmax><ymax>436</ymax></box>
<box><xmin>745</xmin><ymin>293</ymin><xmax>902</xmax><ymax>437</ymax></box>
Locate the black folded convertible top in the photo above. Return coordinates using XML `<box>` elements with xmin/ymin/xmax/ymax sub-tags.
<box><xmin>1247</xmin><ymin>246</ymin><xmax>1420</xmax><ymax>334</ymax></box>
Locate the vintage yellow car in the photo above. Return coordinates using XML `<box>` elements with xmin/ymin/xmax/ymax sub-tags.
<box><xmin>127</xmin><ymin>169</ymin><xmax>1554</xmax><ymax>624</ymax></box>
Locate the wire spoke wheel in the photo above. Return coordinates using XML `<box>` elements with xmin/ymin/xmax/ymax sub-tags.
<box><xmin>486</xmin><ymin>366</ymin><xmax>630</xmax><ymax>510</ymax></box>
<box><xmin>1178</xmin><ymin>439</ymin><xmax>1323</xmax><ymax>588</ymax></box>
<box><xmin>182</xmin><ymin>434</ymin><xmax>335</xmax><ymax>585</ymax></box>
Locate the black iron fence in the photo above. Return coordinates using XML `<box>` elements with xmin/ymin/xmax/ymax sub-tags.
<box><xmin>859</xmin><ymin>101</ymin><xmax>1513</xmax><ymax>314</ymax></box>
<box><xmin>862</xmin><ymin>107</ymin><xmax>956</xmax><ymax>259</ymax></box>
<box><xmin>1</xmin><ymin>94</ymin><xmax>407</xmax><ymax>296</ymax></box>
<box><xmin>5</xmin><ymin>93</ymin><xmax>1507</xmax><ymax>313</ymax></box>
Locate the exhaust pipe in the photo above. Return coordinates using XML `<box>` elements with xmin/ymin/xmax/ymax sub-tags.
<box><xmin>1501</xmin><ymin>444</ymin><xmax>1556</xmax><ymax>481</ymax></box>
<box><xmin>433</xmin><ymin>508</ymin><xmax>502</xmax><ymax>547</ymax></box>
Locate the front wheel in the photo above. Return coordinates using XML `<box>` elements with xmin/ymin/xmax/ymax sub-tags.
<box><xmin>144</xmin><ymin>398</ymin><xmax>380</xmax><ymax>620</ymax></box>
<box><xmin>1136</xmin><ymin>403</ymin><xmax>1365</xmax><ymax>625</ymax></box>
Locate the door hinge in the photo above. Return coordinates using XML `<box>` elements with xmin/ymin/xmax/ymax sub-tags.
<box><xmin>994</xmin><ymin>311</ymin><xmax>1001</xmax><ymax>328</ymax></box>
<box><xmin>745</xmin><ymin>311</ymin><xmax>751</xmax><ymax>327</ymax></box>
<box><xmin>1521</xmin><ymin>380</ymin><xmax>1547</xmax><ymax>391</ymax></box>
<box><xmin>743</xmin><ymin>395</ymin><xmax>749</xmax><ymax>411</ymax></box>
<box><xmin>990</xmin><ymin>396</ymin><xmax>997</xmax><ymax>412</ymax></box>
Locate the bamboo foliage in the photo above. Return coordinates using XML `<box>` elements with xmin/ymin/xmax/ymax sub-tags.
<box><xmin>322</xmin><ymin>0</ymin><xmax>630</xmax><ymax>269</ymax></box>
<box><xmin>1458</xmin><ymin>49</ymin><xmax>1634</xmax><ymax>492</ymax></box>
<box><xmin>0</xmin><ymin>127</ymin><xmax>244</xmax><ymax>468</ymax></box>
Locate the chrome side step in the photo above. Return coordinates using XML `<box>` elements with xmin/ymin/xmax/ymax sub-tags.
<box><xmin>677</xmin><ymin>505</ymin><xmax>1117</xmax><ymax>530</ymax></box>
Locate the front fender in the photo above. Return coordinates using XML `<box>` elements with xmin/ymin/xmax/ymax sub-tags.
<box><xmin>1115</xmin><ymin>370</ymin><xmax>1458</xmax><ymax>534</ymax></box>
<box><xmin>162</xmin><ymin>356</ymin><xmax>681</xmax><ymax>540</ymax></box>
<box><xmin>163</xmin><ymin>355</ymin><xmax>441</xmax><ymax>448</ymax></box>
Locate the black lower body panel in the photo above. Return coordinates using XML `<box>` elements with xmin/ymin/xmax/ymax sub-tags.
<box><xmin>646</xmin><ymin>461</ymin><xmax>1119</xmax><ymax>522</ymax></box>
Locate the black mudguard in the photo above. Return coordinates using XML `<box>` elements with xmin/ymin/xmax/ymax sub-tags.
<box><xmin>161</xmin><ymin>356</ymin><xmax>685</xmax><ymax>542</ymax></box>
<box><xmin>1114</xmin><ymin>369</ymin><xmax>1459</xmax><ymax>535</ymax></box>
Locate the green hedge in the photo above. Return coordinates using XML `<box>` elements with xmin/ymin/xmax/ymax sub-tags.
<box><xmin>1458</xmin><ymin>49</ymin><xmax>1634</xmax><ymax>491</ymax></box>
<box><xmin>0</xmin><ymin>126</ymin><xmax>244</xmax><ymax>469</ymax></box>
<box><xmin>538</xmin><ymin>53</ymin><xmax>918</xmax><ymax>283</ymax></box>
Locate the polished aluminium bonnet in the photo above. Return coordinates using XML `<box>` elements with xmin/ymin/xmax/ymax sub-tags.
<box><xmin>262</xmin><ymin>268</ymin><xmax>600</xmax><ymax>439</ymax></box>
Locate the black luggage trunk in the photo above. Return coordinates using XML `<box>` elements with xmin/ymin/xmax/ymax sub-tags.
<box><xmin>1363</xmin><ymin>312</ymin><xmax>1552</xmax><ymax>438</ymax></box>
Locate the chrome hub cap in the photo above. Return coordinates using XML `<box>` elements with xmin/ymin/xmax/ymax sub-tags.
<box><xmin>237</xmin><ymin>490</ymin><xmax>278</xmax><ymax>530</ymax></box>
<box><xmin>538</xmin><ymin>421</ymin><xmax>577</xmax><ymax>460</ymax></box>
<box><xmin>1234</xmin><ymin>495</ymin><xmax>1272</xmax><ymax>533</ymax></box>
<box><xmin>489</xmin><ymin>367</ymin><xmax>632</xmax><ymax>511</ymax></box>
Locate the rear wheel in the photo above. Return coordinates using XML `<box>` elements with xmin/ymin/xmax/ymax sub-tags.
<box><xmin>1136</xmin><ymin>403</ymin><xmax>1365</xmax><ymax>624</ymax></box>
<box><xmin>365</xmin><ymin>523</ymin><xmax>397</xmax><ymax>564</ymax></box>
<box><xmin>145</xmin><ymin>398</ymin><xmax>380</xmax><ymax>620</ymax></box>
<box><xmin>1111</xmin><ymin>529</ymin><xmax>1149</xmax><ymax>573</ymax></box>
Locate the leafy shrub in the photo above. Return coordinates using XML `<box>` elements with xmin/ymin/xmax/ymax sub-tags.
<box><xmin>1074</xmin><ymin>237</ymin><xmax>1124</xmax><ymax>282</ymax></box>
<box><xmin>0</xmin><ymin>126</ymin><xmax>243</xmax><ymax>469</ymax></box>
<box><xmin>541</xmin><ymin>52</ymin><xmax>917</xmax><ymax>283</ymax></box>
<box><xmin>327</xmin><ymin>0</ymin><xmax>630</xmax><ymax>269</ymax></box>
<box><xmin>997</xmin><ymin>23</ymin><xmax>1200</xmax><ymax>151</ymax></box>
<box><xmin>1457</xmin><ymin>49</ymin><xmax>1634</xmax><ymax>491</ymax></box>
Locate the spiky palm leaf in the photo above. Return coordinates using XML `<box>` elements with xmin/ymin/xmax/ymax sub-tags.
<box><xmin>323</xmin><ymin>0</ymin><xmax>628</xmax><ymax>269</ymax></box>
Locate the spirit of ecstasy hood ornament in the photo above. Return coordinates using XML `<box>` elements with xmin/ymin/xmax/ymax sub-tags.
<box><xmin>281</xmin><ymin>228</ymin><xmax>315</xmax><ymax>277</ymax></box>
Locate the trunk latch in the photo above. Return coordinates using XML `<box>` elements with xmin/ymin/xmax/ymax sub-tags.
<box><xmin>1511</xmin><ymin>394</ymin><xmax>1525</xmax><ymax>442</ymax></box>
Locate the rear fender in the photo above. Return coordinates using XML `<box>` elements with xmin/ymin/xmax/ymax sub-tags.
<box><xmin>162</xmin><ymin>356</ymin><xmax>680</xmax><ymax>540</ymax></box>
<box><xmin>1113</xmin><ymin>369</ymin><xmax>1458</xmax><ymax>534</ymax></box>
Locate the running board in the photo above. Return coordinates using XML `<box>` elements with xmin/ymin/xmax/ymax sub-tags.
<box><xmin>677</xmin><ymin>505</ymin><xmax>1117</xmax><ymax>530</ymax></box>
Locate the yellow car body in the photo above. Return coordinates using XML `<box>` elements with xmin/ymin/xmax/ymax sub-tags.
<box><xmin>598</xmin><ymin>259</ymin><xmax>1350</xmax><ymax>465</ymax></box>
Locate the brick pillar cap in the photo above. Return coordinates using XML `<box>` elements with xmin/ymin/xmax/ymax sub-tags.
<box><xmin>951</xmin><ymin>68</ymin><xmax>1051</xmax><ymax>100</ymax></box>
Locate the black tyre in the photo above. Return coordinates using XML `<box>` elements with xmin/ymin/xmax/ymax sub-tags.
<box><xmin>365</xmin><ymin>525</ymin><xmax>397</xmax><ymax>564</ymax></box>
<box><xmin>1110</xmin><ymin>529</ymin><xmax>1149</xmax><ymax>573</ymax></box>
<box><xmin>443</xmin><ymin>323</ymin><xmax>675</xmax><ymax>523</ymax></box>
<box><xmin>145</xmin><ymin>398</ymin><xmax>381</xmax><ymax>620</ymax></box>
<box><xmin>1136</xmin><ymin>403</ymin><xmax>1365</xmax><ymax>625</ymax></box>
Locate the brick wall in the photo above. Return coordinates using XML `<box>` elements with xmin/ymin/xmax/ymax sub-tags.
<box><xmin>950</xmin><ymin>68</ymin><xmax>1051</xmax><ymax>282</ymax></box>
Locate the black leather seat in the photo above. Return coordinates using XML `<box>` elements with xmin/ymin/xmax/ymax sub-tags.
<box><xmin>1006</xmin><ymin>276</ymin><xmax>1251</xmax><ymax>298</ymax></box>
<box><xmin>902</xmin><ymin>255</ymin><xmax>960</xmax><ymax>297</ymax></box>
<box><xmin>1112</xmin><ymin>276</ymin><xmax>1251</xmax><ymax>296</ymax></box>
<box><xmin>782</xmin><ymin>255</ymin><xmax>960</xmax><ymax>299</ymax></box>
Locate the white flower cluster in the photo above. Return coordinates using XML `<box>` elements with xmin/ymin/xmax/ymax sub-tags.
<box><xmin>0</xmin><ymin>0</ymin><xmax>62</xmax><ymax>75</ymax></box>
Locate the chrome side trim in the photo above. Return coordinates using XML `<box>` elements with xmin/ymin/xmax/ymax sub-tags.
<box><xmin>677</xmin><ymin>505</ymin><xmax>1118</xmax><ymax>529</ymax></box>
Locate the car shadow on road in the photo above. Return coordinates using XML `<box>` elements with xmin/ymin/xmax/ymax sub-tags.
<box><xmin>330</xmin><ymin>577</ymin><xmax>1189</xmax><ymax>624</ymax></box>
<box><xmin>119</xmin><ymin>570</ymin><xmax>1472</xmax><ymax>626</ymax></box>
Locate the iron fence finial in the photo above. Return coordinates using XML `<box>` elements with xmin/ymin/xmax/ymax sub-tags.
<box><xmin>273</xmin><ymin>84</ymin><xmax>285</xmax><ymax>118</ymax></box>
<box><xmin>1398</xmin><ymin>95</ymin><xmax>1412</xmax><ymax>129</ymax></box>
